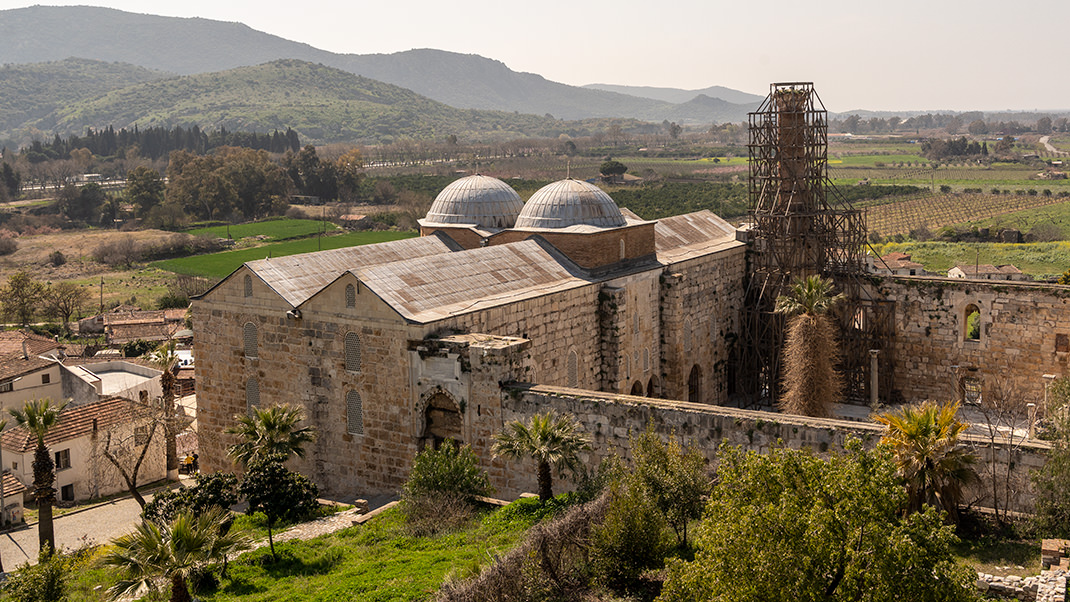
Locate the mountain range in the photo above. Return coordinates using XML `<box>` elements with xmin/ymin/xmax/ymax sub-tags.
<box><xmin>0</xmin><ymin>5</ymin><xmax>763</xmax><ymax>145</ymax></box>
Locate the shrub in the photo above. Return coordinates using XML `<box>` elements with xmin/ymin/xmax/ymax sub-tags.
<box><xmin>93</xmin><ymin>235</ymin><xmax>139</xmax><ymax>266</ymax></box>
<box><xmin>4</xmin><ymin>545</ymin><xmax>69</xmax><ymax>602</ymax></box>
<box><xmin>592</xmin><ymin>479</ymin><xmax>668</xmax><ymax>588</ymax></box>
<box><xmin>143</xmin><ymin>471</ymin><xmax>239</xmax><ymax>524</ymax></box>
<box><xmin>402</xmin><ymin>440</ymin><xmax>492</xmax><ymax>535</ymax></box>
<box><xmin>47</xmin><ymin>250</ymin><xmax>64</xmax><ymax>266</ymax></box>
<box><xmin>939</xmin><ymin>184</ymin><xmax>952</xmax><ymax>193</ymax></box>
<box><xmin>121</xmin><ymin>339</ymin><xmax>155</xmax><ymax>358</ymax></box>
<box><xmin>0</xmin><ymin>236</ymin><xmax>16</xmax><ymax>256</ymax></box>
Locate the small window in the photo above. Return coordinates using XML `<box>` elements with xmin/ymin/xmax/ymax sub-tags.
<box><xmin>0</xmin><ymin>381</ymin><xmax>12</xmax><ymax>393</ymax></box>
<box><xmin>244</xmin><ymin>274</ymin><xmax>253</xmax><ymax>297</ymax></box>
<box><xmin>55</xmin><ymin>449</ymin><xmax>71</xmax><ymax>471</ymax></box>
<box><xmin>643</xmin><ymin>348</ymin><xmax>649</xmax><ymax>371</ymax></box>
<box><xmin>346</xmin><ymin>390</ymin><xmax>364</xmax><ymax>435</ymax></box>
<box><xmin>345</xmin><ymin>284</ymin><xmax>356</xmax><ymax>308</ymax></box>
<box><xmin>11</xmin><ymin>461</ymin><xmax>17</xmax><ymax>471</ymax></box>
<box><xmin>620</xmin><ymin>239</ymin><xmax>626</xmax><ymax>260</ymax></box>
<box><xmin>1057</xmin><ymin>333</ymin><xmax>1069</xmax><ymax>353</ymax></box>
<box><xmin>61</xmin><ymin>484</ymin><xmax>74</xmax><ymax>502</ymax></box>
<box><xmin>246</xmin><ymin>377</ymin><xmax>260</xmax><ymax>413</ymax></box>
<box><xmin>633</xmin><ymin>312</ymin><xmax>640</xmax><ymax>334</ymax></box>
<box><xmin>345</xmin><ymin>332</ymin><xmax>362</xmax><ymax>372</ymax></box>
<box><xmin>964</xmin><ymin>304</ymin><xmax>981</xmax><ymax>341</ymax></box>
<box><xmin>962</xmin><ymin>376</ymin><xmax>982</xmax><ymax>404</ymax></box>
<box><xmin>243</xmin><ymin>322</ymin><xmax>258</xmax><ymax>358</ymax></box>
<box><xmin>42</xmin><ymin>373</ymin><xmax>50</xmax><ymax>385</ymax></box>
<box><xmin>567</xmin><ymin>350</ymin><xmax>578</xmax><ymax>388</ymax></box>
<box><xmin>134</xmin><ymin>425</ymin><xmax>150</xmax><ymax>446</ymax></box>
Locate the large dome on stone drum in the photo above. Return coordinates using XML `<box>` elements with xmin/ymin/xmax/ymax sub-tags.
<box><xmin>423</xmin><ymin>175</ymin><xmax>524</xmax><ymax>229</ymax></box>
<box><xmin>514</xmin><ymin>179</ymin><xmax>627</xmax><ymax>229</ymax></box>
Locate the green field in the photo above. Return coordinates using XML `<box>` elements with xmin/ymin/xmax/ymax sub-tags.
<box><xmin>871</xmin><ymin>241</ymin><xmax>1070</xmax><ymax>278</ymax></box>
<box><xmin>955</xmin><ymin>199</ymin><xmax>1070</xmax><ymax>239</ymax></box>
<box><xmin>187</xmin><ymin>219</ymin><xmax>340</xmax><ymax>241</ymax></box>
<box><xmin>151</xmin><ymin>231</ymin><xmax>417</xmax><ymax>279</ymax></box>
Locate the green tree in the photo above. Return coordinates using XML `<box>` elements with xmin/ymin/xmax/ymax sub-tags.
<box><xmin>1032</xmin><ymin>376</ymin><xmax>1070</xmax><ymax>536</ymax></box>
<box><xmin>492</xmin><ymin>410</ymin><xmax>590</xmax><ymax>502</ymax></box>
<box><xmin>599</xmin><ymin>160</ymin><xmax>628</xmax><ymax>177</ymax></box>
<box><xmin>103</xmin><ymin>507</ymin><xmax>250</xmax><ymax>602</ymax></box>
<box><xmin>238</xmin><ymin>453</ymin><xmax>318</xmax><ymax>561</ymax></box>
<box><xmin>9</xmin><ymin>399</ymin><xmax>67</xmax><ymax>557</ymax></box>
<box><xmin>143</xmin><ymin>472</ymin><xmax>240</xmax><ymax>525</ymax></box>
<box><xmin>42</xmin><ymin>281</ymin><xmax>90</xmax><ymax>331</ymax></box>
<box><xmin>658</xmin><ymin>442</ymin><xmax>977</xmax><ymax>602</ymax></box>
<box><xmin>225</xmin><ymin>403</ymin><xmax>317</xmax><ymax>466</ymax></box>
<box><xmin>125</xmin><ymin>166</ymin><xmax>165</xmax><ymax>217</ymax></box>
<box><xmin>874</xmin><ymin>400</ymin><xmax>980</xmax><ymax>523</ymax></box>
<box><xmin>631</xmin><ymin>426</ymin><xmax>709</xmax><ymax>547</ymax></box>
<box><xmin>57</xmin><ymin>183</ymin><xmax>106</xmax><ymax>223</ymax></box>
<box><xmin>166</xmin><ymin>147</ymin><xmax>291</xmax><ymax>221</ymax></box>
<box><xmin>774</xmin><ymin>275</ymin><xmax>845</xmax><ymax>417</ymax></box>
<box><xmin>402</xmin><ymin>439</ymin><xmax>492</xmax><ymax>502</ymax></box>
<box><xmin>1</xmin><ymin>271</ymin><xmax>45</xmax><ymax>325</ymax></box>
<box><xmin>667</xmin><ymin>122</ymin><xmax>683</xmax><ymax>139</ymax></box>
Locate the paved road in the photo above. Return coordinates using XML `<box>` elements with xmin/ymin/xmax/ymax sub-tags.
<box><xmin>0</xmin><ymin>493</ymin><xmax>151</xmax><ymax>569</ymax></box>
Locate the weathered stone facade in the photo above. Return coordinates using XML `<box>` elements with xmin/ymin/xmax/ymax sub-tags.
<box><xmin>875</xmin><ymin>276</ymin><xmax>1070</xmax><ymax>404</ymax></box>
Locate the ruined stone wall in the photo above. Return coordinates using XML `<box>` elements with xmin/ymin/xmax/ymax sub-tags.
<box><xmin>878</xmin><ymin>277</ymin><xmax>1070</xmax><ymax>404</ymax></box>
<box><xmin>493</xmin><ymin>384</ymin><xmax>1049</xmax><ymax>514</ymax></box>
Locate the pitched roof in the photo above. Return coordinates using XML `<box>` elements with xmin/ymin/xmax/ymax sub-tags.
<box><xmin>1</xmin><ymin>472</ymin><xmax>26</xmax><ymax>496</ymax></box>
<box><xmin>1</xmin><ymin>396</ymin><xmax>149</xmax><ymax>453</ymax></box>
<box><xmin>953</xmin><ymin>263</ymin><xmax>1023</xmax><ymax>275</ymax></box>
<box><xmin>654</xmin><ymin>211</ymin><xmax>742</xmax><ymax>262</ymax></box>
<box><xmin>354</xmin><ymin>239</ymin><xmax>589</xmax><ymax>323</ymax></box>
<box><xmin>0</xmin><ymin>352</ymin><xmax>56</xmax><ymax>382</ymax></box>
<box><xmin>245</xmin><ymin>235</ymin><xmax>456</xmax><ymax>307</ymax></box>
<box><xmin>106</xmin><ymin>322</ymin><xmax>180</xmax><ymax>344</ymax></box>
<box><xmin>0</xmin><ymin>330</ymin><xmax>62</xmax><ymax>357</ymax></box>
<box><xmin>879</xmin><ymin>252</ymin><xmax>924</xmax><ymax>271</ymax></box>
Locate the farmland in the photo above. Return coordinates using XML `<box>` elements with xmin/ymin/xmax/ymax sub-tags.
<box><xmin>187</xmin><ymin>218</ymin><xmax>340</xmax><ymax>241</ymax></box>
<box><xmin>870</xmin><ymin>241</ymin><xmax>1070</xmax><ymax>279</ymax></box>
<box><xmin>866</xmin><ymin>192</ymin><xmax>1070</xmax><ymax>237</ymax></box>
<box><xmin>150</xmin><ymin>230</ymin><xmax>416</xmax><ymax>279</ymax></box>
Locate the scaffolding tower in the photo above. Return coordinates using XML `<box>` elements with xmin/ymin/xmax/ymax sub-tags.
<box><xmin>737</xmin><ymin>82</ymin><xmax>894</xmax><ymax>406</ymax></box>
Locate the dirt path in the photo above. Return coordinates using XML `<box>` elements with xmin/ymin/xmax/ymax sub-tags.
<box><xmin>1040</xmin><ymin>135</ymin><xmax>1067</xmax><ymax>156</ymax></box>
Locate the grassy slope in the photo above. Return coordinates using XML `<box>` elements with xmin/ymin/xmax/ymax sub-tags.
<box><xmin>187</xmin><ymin>219</ymin><xmax>340</xmax><ymax>241</ymax></box>
<box><xmin>954</xmin><ymin>199</ymin><xmax>1070</xmax><ymax>239</ymax></box>
<box><xmin>150</xmin><ymin>231</ymin><xmax>417</xmax><ymax>279</ymax></box>
<box><xmin>46</xmin><ymin>60</ymin><xmax>574</xmax><ymax>144</ymax></box>
<box><xmin>872</xmin><ymin>241</ymin><xmax>1070</xmax><ymax>278</ymax></box>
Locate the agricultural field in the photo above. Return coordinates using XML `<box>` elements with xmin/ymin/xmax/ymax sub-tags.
<box><xmin>151</xmin><ymin>230</ymin><xmax>417</xmax><ymax>279</ymax></box>
<box><xmin>954</xmin><ymin>201</ymin><xmax>1070</xmax><ymax>240</ymax></box>
<box><xmin>187</xmin><ymin>218</ymin><xmax>340</xmax><ymax>241</ymax></box>
<box><xmin>866</xmin><ymin>192</ymin><xmax>1070</xmax><ymax>237</ymax></box>
<box><xmin>870</xmin><ymin>241</ymin><xmax>1070</xmax><ymax>279</ymax></box>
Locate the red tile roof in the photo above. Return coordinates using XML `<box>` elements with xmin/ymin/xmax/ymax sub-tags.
<box><xmin>1</xmin><ymin>396</ymin><xmax>152</xmax><ymax>453</ymax></box>
<box><xmin>953</xmin><ymin>263</ymin><xmax>1023</xmax><ymax>275</ymax></box>
<box><xmin>1</xmin><ymin>472</ymin><xmax>26</xmax><ymax>496</ymax></box>
<box><xmin>0</xmin><ymin>352</ymin><xmax>57</xmax><ymax>382</ymax></box>
<box><xmin>0</xmin><ymin>331</ymin><xmax>62</xmax><ymax>357</ymax></box>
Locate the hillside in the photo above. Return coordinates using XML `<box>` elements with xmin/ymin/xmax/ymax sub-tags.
<box><xmin>42</xmin><ymin>60</ymin><xmax>624</xmax><ymax>144</ymax></box>
<box><xmin>0</xmin><ymin>5</ymin><xmax>756</xmax><ymax>125</ymax></box>
<box><xmin>583</xmin><ymin>83</ymin><xmax>765</xmax><ymax>106</ymax></box>
<box><xmin>0</xmin><ymin>58</ymin><xmax>168</xmax><ymax>142</ymax></box>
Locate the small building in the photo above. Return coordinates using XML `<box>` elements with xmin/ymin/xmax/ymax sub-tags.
<box><xmin>0</xmin><ymin>352</ymin><xmax>64</xmax><ymax>412</ymax></box>
<box><xmin>0</xmin><ymin>472</ymin><xmax>27</xmax><ymax>525</ymax></box>
<box><xmin>0</xmin><ymin>396</ymin><xmax>167</xmax><ymax>504</ymax></box>
<box><xmin>948</xmin><ymin>264</ymin><xmax>1032</xmax><ymax>281</ymax></box>
<box><xmin>0</xmin><ymin>330</ymin><xmax>63</xmax><ymax>357</ymax></box>
<box><xmin>874</xmin><ymin>252</ymin><xmax>926</xmax><ymax>276</ymax></box>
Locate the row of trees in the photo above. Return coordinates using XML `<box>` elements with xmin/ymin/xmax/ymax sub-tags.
<box><xmin>0</xmin><ymin>271</ymin><xmax>91</xmax><ymax>327</ymax></box>
<box><xmin>833</xmin><ymin>111</ymin><xmax>1069</xmax><ymax>136</ymax></box>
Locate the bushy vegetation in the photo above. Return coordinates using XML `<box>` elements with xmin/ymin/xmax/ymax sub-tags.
<box><xmin>401</xmin><ymin>440</ymin><xmax>494</xmax><ymax>536</ymax></box>
<box><xmin>143</xmin><ymin>472</ymin><xmax>240</xmax><ymax>525</ymax></box>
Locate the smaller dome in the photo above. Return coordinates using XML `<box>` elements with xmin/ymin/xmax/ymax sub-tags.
<box><xmin>423</xmin><ymin>175</ymin><xmax>524</xmax><ymax>229</ymax></box>
<box><xmin>514</xmin><ymin>179</ymin><xmax>627</xmax><ymax>229</ymax></box>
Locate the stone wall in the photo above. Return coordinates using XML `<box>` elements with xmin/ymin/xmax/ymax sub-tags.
<box><xmin>877</xmin><ymin>277</ymin><xmax>1070</xmax><ymax>404</ymax></box>
<box><xmin>490</xmin><ymin>384</ymin><xmax>1049</xmax><ymax>514</ymax></box>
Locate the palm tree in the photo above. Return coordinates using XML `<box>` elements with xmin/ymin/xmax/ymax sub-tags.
<box><xmin>149</xmin><ymin>341</ymin><xmax>181</xmax><ymax>478</ymax></box>
<box><xmin>225</xmin><ymin>403</ymin><xmax>316</xmax><ymax>466</ymax></box>
<box><xmin>104</xmin><ymin>507</ymin><xmax>249</xmax><ymax>602</ymax></box>
<box><xmin>875</xmin><ymin>400</ymin><xmax>981</xmax><ymax>523</ymax></box>
<box><xmin>9</xmin><ymin>398</ymin><xmax>67</xmax><ymax>557</ymax></box>
<box><xmin>774</xmin><ymin>274</ymin><xmax>845</xmax><ymax>417</ymax></box>
<box><xmin>492</xmin><ymin>411</ymin><xmax>590</xmax><ymax>502</ymax></box>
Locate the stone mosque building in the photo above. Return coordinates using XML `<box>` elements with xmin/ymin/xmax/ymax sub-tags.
<box><xmin>193</xmin><ymin>175</ymin><xmax>745</xmax><ymax>495</ymax></box>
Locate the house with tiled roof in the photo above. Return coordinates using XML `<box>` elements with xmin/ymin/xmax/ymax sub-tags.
<box><xmin>0</xmin><ymin>472</ymin><xmax>27</xmax><ymax>524</ymax></box>
<box><xmin>873</xmin><ymin>251</ymin><xmax>927</xmax><ymax>276</ymax></box>
<box><xmin>948</xmin><ymin>263</ymin><xmax>1032</xmax><ymax>281</ymax></box>
<box><xmin>0</xmin><ymin>396</ymin><xmax>166</xmax><ymax>503</ymax></box>
<box><xmin>0</xmin><ymin>330</ymin><xmax>63</xmax><ymax>357</ymax></box>
<box><xmin>0</xmin><ymin>351</ymin><xmax>64</xmax><ymax>412</ymax></box>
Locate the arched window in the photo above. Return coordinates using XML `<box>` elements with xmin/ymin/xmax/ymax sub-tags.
<box><xmin>345</xmin><ymin>332</ymin><xmax>361</xmax><ymax>372</ymax></box>
<box><xmin>633</xmin><ymin>311</ymin><xmax>640</xmax><ymax>334</ymax></box>
<box><xmin>630</xmin><ymin>381</ymin><xmax>644</xmax><ymax>396</ymax></box>
<box><xmin>688</xmin><ymin>365</ymin><xmax>703</xmax><ymax>403</ymax></box>
<box><xmin>567</xmin><ymin>349</ymin><xmax>578</xmax><ymax>388</ymax></box>
<box><xmin>643</xmin><ymin>348</ymin><xmax>649</xmax><ymax>371</ymax></box>
<box><xmin>346</xmin><ymin>390</ymin><xmax>364</xmax><ymax>435</ymax></box>
<box><xmin>243</xmin><ymin>322</ymin><xmax>257</xmax><ymax>358</ymax></box>
<box><xmin>964</xmin><ymin>303</ymin><xmax>981</xmax><ymax>341</ymax></box>
<box><xmin>683</xmin><ymin>317</ymin><xmax>693</xmax><ymax>352</ymax></box>
<box><xmin>246</xmin><ymin>376</ymin><xmax>260</xmax><ymax>412</ymax></box>
<box><xmin>244</xmin><ymin>274</ymin><xmax>252</xmax><ymax>297</ymax></box>
<box><xmin>345</xmin><ymin>284</ymin><xmax>356</xmax><ymax>308</ymax></box>
<box><xmin>620</xmin><ymin>239</ymin><xmax>626</xmax><ymax>260</ymax></box>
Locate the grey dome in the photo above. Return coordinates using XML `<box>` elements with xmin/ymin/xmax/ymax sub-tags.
<box><xmin>514</xmin><ymin>179</ymin><xmax>627</xmax><ymax>229</ymax></box>
<box><xmin>423</xmin><ymin>175</ymin><xmax>524</xmax><ymax>229</ymax></box>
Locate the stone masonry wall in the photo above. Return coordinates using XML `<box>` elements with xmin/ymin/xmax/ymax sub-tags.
<box><xmin>878</xmin><ymin>277</ymin><xmax>1070</xmax><ymax>404</ymax></box>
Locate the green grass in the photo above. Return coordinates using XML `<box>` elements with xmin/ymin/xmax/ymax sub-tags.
<box><xmin>952</xmin><ymin>536</ymin><xmax>1040</xmax><ymax>577</ymax></box>
<box><xmin>200</xmin><ymin>503</ymin><xmax>540</xmax><ymax>602</ymax></box>
<box><xmin>150</xmin><ymin>231</ymin><xmax>417</xmax><ymax>279</ymax></box>
<box><xmin>187</xmin><ymin>219</ymin><xmax>340</xmax><ymax>241</ymax></box>
<box><xmin>954</xmin><ymin>199</ymin><xmax>1070</xmax><ymax>239</ymax></box>
<box><xmin>871</xmin><ymin>241</ymin><xmax>1070</xmax><ymax>279</ymax></box>
<box><xmin>829</xmin><ymin>153</ymin><xmax>927</xmax><ymax>166</ymax></box>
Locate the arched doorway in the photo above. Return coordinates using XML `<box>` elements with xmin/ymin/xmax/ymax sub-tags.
<box><xmin>646</xmin><ymin>376</ymin><xmax>659</xmax><ymax>398</ymax></box>
<box><xmin>421</xmin><ymin>392</ymin><xmax>463</xmax><ymax>449</ymax></box>
<box><xmin>630</xmin><ymin>380</ymin><xmax>644</xmax><ymax>396</ymax></box>
<box><xmin>688</xmin><ymin>365</ymin><xmax>703</xmax><ymax>403</ymax></box>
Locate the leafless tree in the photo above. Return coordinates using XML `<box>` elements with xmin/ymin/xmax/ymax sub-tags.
<box><xmin>93</xmin><ymin>395</ymin><xmax>165</xmax><ymax>508</ymax></box>
<box><xmin>969</xmin><ymin>380</ymin><xmax>1034</xmax><ymax>524</ymax></box>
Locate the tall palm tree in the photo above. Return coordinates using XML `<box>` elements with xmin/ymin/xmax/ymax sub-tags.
<box><xmin>875</xmin><ymin>400</ymin><xmax>981</xmax><ymax>523</ymax></box>
<box><xmin>9</xmin><ymin>398</ymin><xmax>67</xmax><ymax>557</ymax></box>
<box><xmin>225</xmin><ymin>403</ymin><xmax>316</xmax><ymax>466</ymax></box>
<box><xmin>149</xmin><ymin>341</ymin><xmax>181</xmax><ymax>478</ymax></box>
<box><xmin>103</xmin><ymin>507</ymin><xmax>250</xmax><ymax>602</ymax></box>
<box><xmin>775</xmin><ymin>274</ymin><xmax>845</xmax><ymax>417</ymax></box>
<box><xmin>492</xmin><ymin>411</ymin><xmax>590</xmax><ymax>502</ymax></box>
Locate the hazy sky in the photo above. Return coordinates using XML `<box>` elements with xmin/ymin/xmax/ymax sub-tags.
<box><xmin>2</xmin><ymin>0</ymin><xmax>1066</xmax><ymax>112</ymax></box>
